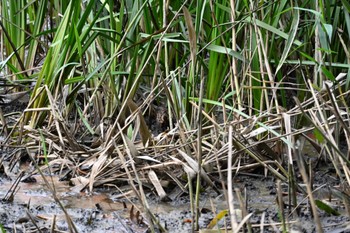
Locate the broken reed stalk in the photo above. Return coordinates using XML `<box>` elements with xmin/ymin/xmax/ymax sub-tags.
<box><xmin>294</xmin><ymin>141</ymin><xmax>324</xmax><ymax>233</ymax></box>
<box><xmin>282</xmin><ymin>111</ymin><xmax>299</xmax><ymax>218</ymax></box>
<box><xmin>26</xmin><ymin>210</ymin><xmax>43</xmax><ymax>233</ymax></box>
<box><xmin>0</xmin><ymin>107</ymin><xmax>8</xmax><ymax>136</ymax></box>
<box><xmin>28</xmin><ymin>155</ymin><xmax>79</xmax><ymax>233</ymax></box>
<box><xmin>260</xmin><ymin>212</ymin><xmax>266</xmax><ymax>232</ymax></box>
<box><xmin>288</xmin><ymin>162</ymin><xmax>298</xmax><ymax>218</ymax></box>
<box><xmin>277</xmin><ymin>180</ymin><xmax>287</xmax><ymax>232</ymax></box>
<box><xmin>235</xmin><ymin>187</ymin><xmax>252</xmax><ymax>232</ymax></box>
<box><xmin>228</xmin><ymin>125</ymin><xmax>238</xmax><ymax>229</ymax></box>
<box><xmin>2</xmin><ymin>171</ymin><xmax>24</xmax><ymax>202</ymax></box>
<box><xmin>188</xmin><ymin>172</ymin><xmax>195</xmax><ymax>233</ymax></box>
<box><xmin>116</xmin><ymin>133</ymin><xmax>167</xmax><ymax>233</ymax></box>
<box><xmin>51</xmin><ymin>215</ymin><xmax>56</xmax><ymax>233</ymax></box>
<box><xmin>195</xmin><ymin>70</ymin><xmax>205</xmax><ymax>230</ymax></box>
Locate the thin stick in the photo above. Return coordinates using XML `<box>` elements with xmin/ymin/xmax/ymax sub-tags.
<box><xmin>228</xmin><ymin>125</ymin><xmax>238</xmax><ymax>230</ymax></box>
<box><xmin>195</xmin><ymin>66</ymin><xmax>205</xmax><ymax>230</ymax></box>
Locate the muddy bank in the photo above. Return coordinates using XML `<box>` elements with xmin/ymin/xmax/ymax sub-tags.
<box><xmin>1</xmin><ymin>171</ymin><xmax>349</xmax><ymax>233</ymax></box>
<box><xmin>0</xmin><ymin>175</ymin><xmax>148</xmax><ymax>233</ymax></box>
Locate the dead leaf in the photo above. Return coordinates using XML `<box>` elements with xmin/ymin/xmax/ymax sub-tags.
<box><xmin>183</xmin><ymin>7</ymin><xmax>196</xmax><ymax>63</ymax></box>
<box><xmin>148</xmin><ymin>169</ymin><xmax>167</xmax><ymax>200</ymax></box>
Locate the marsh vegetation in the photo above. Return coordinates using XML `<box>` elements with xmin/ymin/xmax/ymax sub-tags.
<box><xmin>1</xmin><ymin>1</ymin><xmax>350</xmax><ymax>232</ymax></box>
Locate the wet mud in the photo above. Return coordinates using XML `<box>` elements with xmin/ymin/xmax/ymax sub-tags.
<box><xmin>0</xmin><ymin>171</ymin><xmax>349</xmax><ymax>233</ymax></box>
